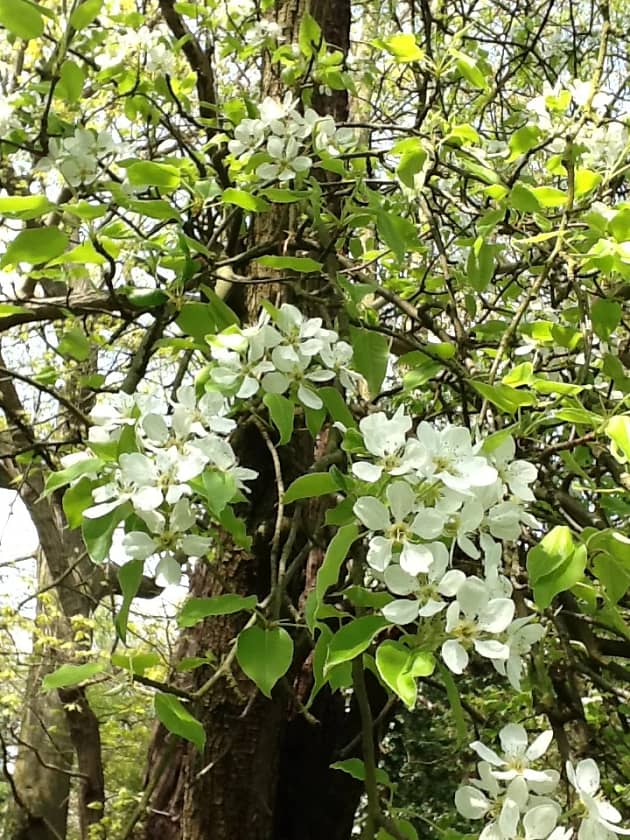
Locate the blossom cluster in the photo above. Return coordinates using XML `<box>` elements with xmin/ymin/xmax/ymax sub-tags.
<box><xmin>37</xmin><ymin>127</ymin><xmax>117</xmax><ymax>187</ymax></box>
<box><xmin>59</xmin><ymin>303</ymin><xmax>360</xmax><ymax>584</ymax></box>
<box><xmin>350</xmin><ymin>408</ymin><xmax>541</xmax><ymax>683</ymax></box>
<box><xmin>228</xmin><ymin>93</ymin><xmax>355</xmax><ymax>181</ymax></box>
<box><xmin>456</xmin><ymin>724</ymin><xmax>629</xmax><ymax>840</ymax></box>
<box><xmin>96</xmin><ymin>23</ymin><xmax>177</xmax><ymax>75</ymax></box>
<box><xmin>76</xmin><ymin>385</ymin><xmax>253</xmax><ymax>586</ymax></box>
<box><xmin>208</xmin><ymin>302</ymin><xmax>361</xmax><ymax>409</ymax></box>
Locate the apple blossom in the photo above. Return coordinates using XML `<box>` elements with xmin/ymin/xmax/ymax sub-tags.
<box><xmin>441</xmin><ymin>577</ymin><xmax>515</xmax><ymax>674</ymax></box>
<box><xmin>566</xmin><ymin>759</ymin><xmax>630</xmax><ymax>840</ymax></box>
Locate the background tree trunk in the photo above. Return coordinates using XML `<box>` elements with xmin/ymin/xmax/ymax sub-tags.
<box><xmin>138</xmin><ymin>1</ymin><xmax>359</xmax><ymax>837</ymax></box>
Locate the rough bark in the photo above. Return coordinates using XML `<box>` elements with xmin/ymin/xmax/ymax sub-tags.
<box><xmin>0</xmin><ymin>356</ymin><xmax>106</xmax><ymax>839</ymax></box>
<box><xmin>4</xmin><ymin>574</ymin><xmax>73</xmax><ymax>840</ymax></box>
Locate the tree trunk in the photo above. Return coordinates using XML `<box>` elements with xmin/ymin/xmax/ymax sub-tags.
<box><xmin>4</xmin><ymin>576</ymin><xmax>73</xmax><ymax>840</ymax></box>
<box><xmin>139</xmin><ymin>1</ymin><xmax>359</xmax><ymax>837</ymax></box>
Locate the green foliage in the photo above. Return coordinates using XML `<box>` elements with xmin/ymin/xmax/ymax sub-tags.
<box><xmin>236</xmin><ymin>625</ymin><xmax>294</xmax><ymax>698</ymax></box>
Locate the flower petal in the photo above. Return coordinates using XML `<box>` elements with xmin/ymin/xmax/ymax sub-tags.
<box><xmin>575</xmin><ymin>759</ymin><xmax>600</xmax><ymax>797</ymax></box>
<box><xmin>400</xmin><ymin>543</ymin><xmax>433</xmax><ymax>576</ymax></box>
<box><xmin>353</xmin><ymin>497</ymin><xmax>390</xmax><ymax>532</ymax></box>
<box><xmin>352</xmin><ymin>461</ymin><xmax>383</xmax><ymax>483</ymax></box>
<box><xmin>526</xmin><ymin>730</ymin><xmax>554</xmax><ymax>761</ymax></box>
<box><xmin>382</xmin><ymin>599</ymin><xmax>420</xmax><ymax>625</ymax></box>
<box><xmin>499</xmin><ymin>723</ymin><xmax>528</xmax><ymax>757</ymax></box>
<box><xmin>523</xmin><ymin>805</ymin><xmax>559</xmax><ymax>840</ymax></box>
<box><xmin>455</xmin><ymin>786</ymin><xmax>491</xmax><ymax>820</ymax></box>
<box><xmin>441</xmin><ymin>639</ymin><xmax>468</xmax><ymax>674</ymax></box>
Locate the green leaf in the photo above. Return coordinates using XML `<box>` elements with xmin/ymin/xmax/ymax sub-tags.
<box><xmin>324</xmin><ymin>616</ymin><xmax>388</xmax><ymax>674</ymax></box>
<box><xmin>176</xmin><ymin>302</ymin><xmax>216</xmax><ymax>342</ymax></box>
<box><xmin>56</xmin><ymin>60</ymin><xmax>85</xmax><ymax>103</ymax></box>
<box><xmin>304</xmin><ymin>404</ymin><xmax>326</xmax><ymax>438</ymax></box>
<box><xmin>298</xmin><ymin>11</ymin><xmax>321</xmax><ymax>56</ymax></box>
<box><xmin>61</xmin><ymin>200</ymin><xmax>108</xmax><ymax>220</ymax></box>
<box><xmin>502</xmin><ymin>362</ymin><xmax>534</xmax><ymax>388</ymax></box>
<box><xmin>261</xmin><ymin>188</ymin><xmax>309</xmax><ymax>203</ymax></box>
<box><xmin>82</xmin><ymin>503</ymin><xmax>130</xmax><ymax>565</ymax></box>
<box><xmin>376</xmin><ymin>211</ymin><xmax>418</xmax><ymax>261</ymax></box>
<box><xmin>467</xmin><ymin>239</ymin><xmax>495</xmax><ymax>291</ymax></box>
<box><xmin>315</xmin><ymin>523</ymin><xmax>359</xmax><ymax>609</ymax></box>
<box><xmin>375</xmin><ymin>640</ymin><xmax>417</xmax><ymax>709</ymax></box>
<box><xmin>126</xmin><ymin>199</ymin><xmax>181</xmax><ymax>221</ymax></box>
<box><xmin>49</xmin><ymin>241</ymin><xmax>106</xmax><ymax>266</ymax></box>
<box><xmin>382</xmin><ymin>33</ymin><xmax>424</xmax><ymax>63</ymax></box>
<box><xmin>57</xmin><ymin>327</ymin><xmax>91</xmax><ymax>361</ymax></box>
<box><xmin>0</xmin><ymin>195</ymin><xmax>55</xmax><ymax>219</ymax></box>
<box><xmin>609</xmin><ymin>208</ymin><xmax>630</xmax><ymax>242</ymax></box>
<box><xmin>348</xmin><ymin>326</ymin><xmax>389</xmax><ymax>398</ymax></box>
<box><xmin>201</xmin><ymin>470</ymin><xmax>236</xmax><ymax>516</ymax></box>
<box><xmin>591</xmin><ymin>299</ymin><xmax>621</xmax><ymax>342</ymax></box>
<box><xmin>319</xmin><ymin>386</ymin><xmax>357</xmax><ymax>429</ymax></box>
<box><xmin>111</xmin><ymin>652</ymin><xmax>160</xmax><ymax>676</ymax></box>
<box><xmin>283</xmin><ymin>471</ymin><xmax>340</xmax><ymax>504</ymax></box>
<box><xmin>218</xmin><ymin>505</ymin><xmax>251</xmax><ymax>549</ymax></box>
<box><xmin>575</xmin><ymin>168</ymin><xmax>601</xmax><ymax>196</ymax></box>
<box><xmin>43</xmin><ymin>662</ymin><xmax>104</xmax><ymax>691</ymax></box>
<box><xmin>178</xmin><ymin>595</ymin><xmax>258</xmax><ymax>628</ymax></box>
<box><xmin>115</xmin><ymin>557</ymin><xmax>144</xmax><ymax>641</ymax></box>
<box><xmin>126</xmin><ymin>161</ymin><xmax>181</xmax><ymax>190</ymax></box>
<box><xmin>331</xmin><ymin>758</ymin><xmax>391</xmax><ymax>787</ymax></box>
<box><xmin>263</xmin><ymin>393</ymin><xmax>294</xmax><ymax>445</ymax></box>
<box><xmin>471</xmin><ymin>381</ymin><xmax>536</xmax><ymax>413</ymax></box>
<box><xmin>396</xmin><ymin>148</ymin><xmax>427</xmax><ymax>189</ymax></box>
<box><xmin>0</xmin><ymin>0</ymin><xmax>44</xmax><ymax>39</ymax></box>
<box><xmin>222</xmin><ymin>188</ymin><xmax>270</xmax><ymax>213</ymax></box>
<box><xmin>438</xmin><ymin>661</ymin><xmax>467</xmax><ymax>744</ymax></box>
<box><xmin>256</xmin><ymin>255</ymin><xmax>322</xmax><ymax>273</ymax></box>
<box><xmin>606</xmin><ymin>415</ymin><xmax>630</xmax><ymax>463</ymax></box>
<box><xmin>530</xmin><ymin>186</ymin><xmax>567</xmax><ymax>207</ymax></box>
<box><xmin>0</xmin><ymin>304</ymin><xmax>27</xmax><ymax>317</ymax></box>
<box><xmin>62</xmin><ymin>478</ymin><xmax>94</xmax><ymax>528</ymax></box>
<box><xmin>377</xmin><ymin>819</ymin><xmax>419</xmax><ymax>840</ymax></box>
<box><xmin>508</xmin><ymin>125</ymin><xmax>541</xmax><ymax>161</ymax></box>
<box><xmin>44</xmin><ymin>457</ymin><xmax>102</xmax><ymax>495</ymax></box>
<box><xmin>508</xmin><ymin>183</ymin><xmax>542</xmax><ymax>213</ymax></box>
<box><xmin>453</xmin><ymin>51</ymin><xmax>487</xmax><ymax>89</ymax></box>
<box><xmin>554</xmin><ymin>407</ymin><xmax>601</xmax><ymax>426</ymax></box>
<box><xmin>202</xmin><ymin>286</ymin><xmax>240</xmax><ymax>329</ymax></box>
<box><xmin>236</xmin><ymin>626</ymin><xmax>294</xmax><ymax>698</ymax></box>
<box><xmin>69</xmin><ymin>0</ymin><xmax>102</xmax><ymax>29</ymax></box>
<box><xmin>527</xmin><ymin>526</ymin><xmax>587</xmax><ymax>608</ymax></box>
<box><xmin>0</xmin><ymin>227</ymin><xmax>68</xmax><ymax>268</ymax></box>
<box><xmin>155</xmin><ymin>693</ymin><xmax>206</xmax><ymax>752</ymax></box>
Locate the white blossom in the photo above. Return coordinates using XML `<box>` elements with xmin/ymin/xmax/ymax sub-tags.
<box><xmin>353</xmin><ymin>481</ymin><xmax>436</xmax><ymax>574</ymax></box>
<box><xmin>352</xmin><ymin>407</ymin><xmax>416</xmax><ymax>482</ymax></box>
<box><xmin>441</xmin><ymin>577</ymin><xmax>514</xmax><ymax>674</ymax></box>
<box><xmin>567</xmin><ymin>759</ymin><xmax>630</xmax><ymax>840</ymax></box>
<box><xmin>413</xmin><ymin>422</ymin><xmax>498</xmax><ymax>493</ymax></box>
<box><xmin>471</xmin><ymin>724</ymin><xmax>559</xmax><ymax>793</ymax></box>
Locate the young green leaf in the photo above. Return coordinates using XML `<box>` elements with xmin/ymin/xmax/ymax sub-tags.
<box><xmin>315</xmin><ymin>523</ymin><xmax>359</xmax><ymax>609</ymax></box>
<box><xmin>115</xmin><ymin>557</ymin><xmax>144</xmax><ymax>641</ymax></box>
<box><xmin>43</xmin><ymin>662</ymin><xmax>105</xmax><ymax>691</ymax></box>
<box><xmin>348</xmin><ymin>326</ymin><xmax>389</xmax><ymax>398</ymax></box>
<box><xmin>324</xmin><ymin>616</ymin><xmax>388</xmax><ymax>674</ymax></box>
<box><xmin>178</xmin><ymin>595</ymin><xmax>258</xmax><ymax>628</ymax></box>
<box><xmin>283</xmin><ymin>471</ymin><xmax>341</xmax><ymax>504</ymax></box>
<box><xmin>236</xmin><ymin>626</ymin><xmax>294</xmax><ymax>698</ymax></box>
<box><xmin>0</xmin><ymin>0</ymin><xmax>45</xmax><ymax>39</ymax></box>
<box><xmin>263</xmin><ymin>393</ymin><xmax>295</xmax><ymax>445</ymax></box>
<box><xmin>0</xmin><ymin>227</ymin><xmax>68</xmax><ymax>267</ymax></box>
<box><xmin>154</xmin><ymin>693</ymin><xmax>206</xmax><ymax>752</ymax></box>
